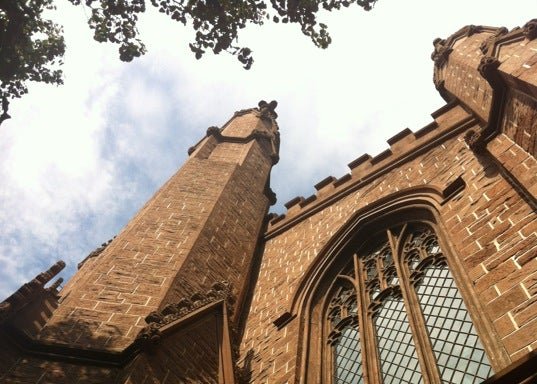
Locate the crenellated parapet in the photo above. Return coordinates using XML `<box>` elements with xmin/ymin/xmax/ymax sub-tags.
<box><xmin>0</xmin><ymin>261</ymin><xmax>65</xmax><ymax>324</ymax></box>
<box><xmin>267</xmin><ymin>102</ymin><xmax>476</xmax><ymax>234</ymax></box>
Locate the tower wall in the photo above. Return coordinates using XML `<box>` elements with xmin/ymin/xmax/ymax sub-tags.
<box><xmin>0</xmin><ymin>104</ymin><xmax>279</xmax><ymax>383</ymax></box>
<box><xmin>1</xmin><ymin>22</ymin><xmax>536</xmax><ymax>384</ymax></box>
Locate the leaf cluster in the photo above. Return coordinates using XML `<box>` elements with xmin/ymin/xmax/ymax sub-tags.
<box><xmin>0</xmin><ymin>0</ymin><xmax>376</xmax><ymax>124</ymax></box>
<box><xmin>71</xmin><ymin>0</ymin><xmax>376</xmax><ymax>69</ymax></box>
<box><xmin>0</xmin><ymin>0</ymin><xmax>65</xmax><ymax>121</ymax></box>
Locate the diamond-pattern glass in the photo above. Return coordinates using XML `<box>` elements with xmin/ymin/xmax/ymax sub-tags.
<box><xmin>375</xmin><ymin>297</ymin><xmax>423</xmax><ymax>384</ymax></box>
<box><xmin>334</xmin><ymin>326</ymin><xmax>364</xmax><ymax>384</ymax></box>
<box><xmin>416</xmin><ymin>265</ymin><xmax>494</xmax><ymax>383</ymax></box>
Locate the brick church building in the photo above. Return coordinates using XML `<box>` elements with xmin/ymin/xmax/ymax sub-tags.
<box><xmin>1</xmin><ymin>21</ymin><xmax>537</xmax><ymax>384</ymax></box>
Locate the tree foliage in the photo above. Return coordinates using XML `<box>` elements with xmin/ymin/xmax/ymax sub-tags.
<box><xmin>0</xmin><ymin>0</ymin><xmax>376</xmax><ymax>124</ymax></box>
<box><xmin>0</xmin><ymin>0</ymin><xmax>65</xmax><ymax>124</ymax></box>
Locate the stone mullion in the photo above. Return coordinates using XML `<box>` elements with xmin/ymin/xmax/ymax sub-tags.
<box><xmin>323</xmin><ymin>283</ymin><xmax>343</xmax><ymax>384</ymax></box>
<box><xmin>391</xmin><ymin>228</ymin><xmax>442</xmax><ymax>384</ymax></box>
<box><xmin>355</xmin><ymin>252</ymin><xmax>381</xmax><ymax>384</ymax></box>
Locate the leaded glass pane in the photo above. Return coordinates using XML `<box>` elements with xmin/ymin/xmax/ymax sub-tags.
<box><xmin>375</xmin><ymin>297</ymin><xmax>423</xmax><ymax>384</ymax></box>
<box><xmin>416</xmin><ymin>265</ymin><xmax>493</xmax><ymax>383</ymax></box>
<box><xmin>334</xmin><ymin>326</ymin><xmax>364</xmax><ymax>384</ymax></box>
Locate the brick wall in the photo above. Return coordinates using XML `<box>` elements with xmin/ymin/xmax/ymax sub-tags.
<box><xmin>435</xmin><ymin>30</ymin><xmax>494</xmax><ymax>121</ymax></box>
<box><xmin>239</xmin><ymin>117</ymin><xmax>537</xmax><ymax>383</ymax></box>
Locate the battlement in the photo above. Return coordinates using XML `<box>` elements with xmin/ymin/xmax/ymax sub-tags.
<box><xmin>267</xmin><ymin>18</ymin><xmax>537</xmax><ymax>237</ymax></box>
<box><xmin>266</xmin><ymin>101</ymin><xmax>475</xmax><ymax>233</ymax></box>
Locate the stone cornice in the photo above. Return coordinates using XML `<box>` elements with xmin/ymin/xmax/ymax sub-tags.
<box><xmin>431</xmin><ymin>25</ymin><xmax>493</xmax><ymax>69</ymax></box>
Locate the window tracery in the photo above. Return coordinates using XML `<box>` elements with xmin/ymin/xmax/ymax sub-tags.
<box><xmin>327</xmin><ymin>286</ymin><xmax>363</xmax><ymax>384</ymax></box>
<box><xmin>322</xmin><ymin>222</ymin><xmax>494</xmax><ymax>384</ymax></box>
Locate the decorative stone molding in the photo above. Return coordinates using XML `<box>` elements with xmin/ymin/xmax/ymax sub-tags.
<box><xmin>479</xmin><ymin>27</ymin><xmax>508</xmax><ymax>55</ymax></box>
<box><xmin>137</xmin><ymin>281</ymin><xmax>235</xmax><ymax>347</ymax></box>
<box><xmin>188</xmin><ymin>102</ymin><xmax>280</xmax><ymax>157</ymax></box>
<box><xmin>465</xmin><ymin>24</ymin><xmax>483</xmax><ymax>37</ymax></box>
<box><xmin>432</xmin><ymin>25</ymin><xmax>491</xmax><ymax>68</ymax></box>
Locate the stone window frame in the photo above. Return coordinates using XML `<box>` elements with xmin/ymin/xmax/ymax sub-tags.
<box><xmin>291</xmin><ymin>191</ymin><xmax>511</xmax><ymax>383</ymax></box>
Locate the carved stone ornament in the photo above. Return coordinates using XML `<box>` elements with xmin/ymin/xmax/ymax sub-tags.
<box><xmin>464</xmin><ymin>129</ymin><xmax>487</xmax><ymax>153</ymax></box>
<box><xmin>478</xmin><ymin>56</ymin><xmax>501</xmax><ymax>82</ymax></box>
<box><xmin>409</xmin><ymin>254</ymin><xmax>447</xmax><ymax>288</ymax></box>
<box><xmin>257</xmin><ymin>100</ymin><xmax>278</xmax><ymax>120</ymax></box>
<box><xmin>431</xmin><ymin>38</ymin><xmax>453</xmax><ymax>68</ymax></box>
<box><xmin>367</xmin><ymin>285</ymin><xmax>403</xmax><ymax>318</ymax></box>
<box><xmin>265</xmin><ymin>187</ymin><xmax>277</xmax><ymax>206</ymax></box>
<box><xmin>327</xmin><ymin>315</ymin><xmax>358</xmax><ymax>346</ymax></box>
<box><xmin>136</xmin><ymin>281</ymin><xmax>234</xmax><ymax>346</ymax></box>
<box><xmin>523</xmin><ymin>19</ymin><xmax>537</xmax><ymax>40</ymax></box>
<box><xmin>206</xmin><ymin>126</ymin><xmax>221</xmax><ymax>137</ymax></box>
<box><xmin>187</xmin><ymin>146</ymin><xmax>196</xmax><ymax>155</ymax></box>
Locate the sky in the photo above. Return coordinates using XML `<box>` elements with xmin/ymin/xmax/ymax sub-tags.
<box><xmin>1</xmin><ymin>1</ymin><xmax>536</xmax><ymax>299</ymax></box>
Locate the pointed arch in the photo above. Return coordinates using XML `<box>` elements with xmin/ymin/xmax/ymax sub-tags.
<box><xmin>281</xmin><ymin>186</ymin><xmax>510</xmax><ymax>383</ymax></box>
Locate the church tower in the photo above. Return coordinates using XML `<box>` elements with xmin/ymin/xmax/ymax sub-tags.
<box><xmin>2</xmin><ymin>19</ymin><xmax>537</xmax><ymax>384</ymax></box>
<box><xmin>0</xmin><ymin>101</ymin><xmax>280</xmax><ymax>383</ymax></box>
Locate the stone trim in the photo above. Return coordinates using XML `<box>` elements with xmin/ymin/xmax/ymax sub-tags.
<box><xmin>137</xmin><ymin>281</ymin><xmax>235</xmax><ymax>347</ymax></box>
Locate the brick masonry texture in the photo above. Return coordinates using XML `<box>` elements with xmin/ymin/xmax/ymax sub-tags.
<box><xmin>441</xmin><ymin>32</ymin><xmax>494</xmax><ymax>121</ymax></box>
<box><xmin>122</xmin><ymin>311</ymin><xmax>220</xmax><ymax>384</ymax></box>
<box><xmin>1</xmin><ymin>25</ymin><xmax>537</xmax><ymax>384</ymax></box>
<box><xmin>36</xmin><ymin>110</ymin><xmax>276</xmax><ymax>352</ymax></box>
<box><xmin>240</xmin><ymin>130</ymin><xmax>537</xmax><ymax>382</ymax></box>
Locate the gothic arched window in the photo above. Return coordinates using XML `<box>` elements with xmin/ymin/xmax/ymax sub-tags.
<box><xmin>323</xmin><ymin>222</ymin><xmax>495</xmax><ymax>384</ymax></box>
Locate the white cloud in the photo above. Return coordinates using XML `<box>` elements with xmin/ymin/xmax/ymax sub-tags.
<box><xmin>1</xmin><ymin>0</ymin><xmax>536</xmax><ymax>298</ymax></box>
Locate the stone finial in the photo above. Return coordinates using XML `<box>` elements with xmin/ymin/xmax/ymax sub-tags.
<box><xmin>35</xmin><ymin>260</ymin><xmax>66</xmax><ymax>286</ymax></box>
<box><xmin>258</xmin><ymin>100</ymin><xmax>278</xmax><ymax>120</ymax></box>
<box><xmin>464</xmin><ymin>129</ymin><xmax>486</xmax><ymax>153</ymax></box>
<box><xmin>431</xmin><ymin>38</ymin><xmax>452</xmax><ymax>68</ymax></box>
<box><xmin>478</xmin><ymin>56</ymin><xmax>501</xmax><ymax>83</ymax></box>
<box><xmin>523</xmin><ymin>19</ymin><xmax>537</xmax><ymax>40</ymax></box>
